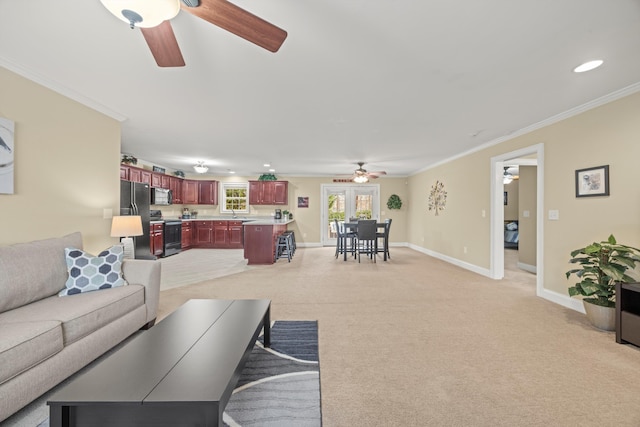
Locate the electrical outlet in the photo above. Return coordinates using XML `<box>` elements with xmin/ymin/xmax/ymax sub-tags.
<box><xmin>463</xmin><ymin>246</ymin><xmax>468</xmax><ymax>254</ymax></box>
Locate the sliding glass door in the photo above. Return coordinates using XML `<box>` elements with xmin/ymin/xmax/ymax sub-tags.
<box><xmin>321</xmin><ymin>184</ymin><xmax>380</xmax><ymax>246</ymax></box>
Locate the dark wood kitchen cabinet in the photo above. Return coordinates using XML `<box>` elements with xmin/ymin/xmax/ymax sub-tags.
<box><xmin>183</xmin><ymin>180</ymin><xmax>199</xmax><ymax>204</ymax></box>
<box><xmin>120</xmin><ymin>166</ymin><xmax>129</xmax><ymax>180</ymax></box>
<box><xmin>243</xmin><ymin>222</ymin><xmax>287</xmax><ymax>264</ymax></box>
<box><xmin>195</xmin><ymin>221</ymin><xmax>214</xmax><ymax>247</ymax></box>
<box><xmin>228</xmin><ymin>221</ymin><xmax>243</xmax><ymax>248</ymax></box>
<box><xmin>150</xmin><ymin>223</ymin><xmax>164</xmax><ymax>257</ymax></box>
<box><xmin>213</xmin><ymin>221</ymin><xmax>229</xmax><ymax>247</ymax></box>
<box><xmin>198</xmin><ymin>180</ymin><xmax>219</xmax><ymax>205</ymax></box>
<box><xmin>170</xmin><ymin>176</ymin><xmax>183</xmax><ymax>204</ymax></box>
<box><xmin>181</xmin><ymin>220</ymin><xmax>193</xmax><ymax>250</ymax></box>
<box><xmin>249</xmin><ymin>181</ymin><xmax>288</xmax><ymax>205</ymax></box>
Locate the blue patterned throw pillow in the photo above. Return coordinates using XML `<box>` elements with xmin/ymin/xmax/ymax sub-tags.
<box><xmin>59</xmin><ymin>246</ymin><xmax>128</xmax><ymax>296</ymax></box>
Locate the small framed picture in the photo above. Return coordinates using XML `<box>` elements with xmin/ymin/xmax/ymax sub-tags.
<box><xmin>152</xmin><ymin>166</ymin><xmax>165</xmax><ymax>174</ymax></box>
<box><xmin>575</xmin><ymin>165</ymin><xmax>609</xmax><ymax>197</ymax></box>
<box><xmin>503</xmin><ymin>191</ymin><xmax>508</xmax><ymax>205</ymax></box>
<box><xmin>298</xmin><ymin>197</ymin><xmax>309</xmax><ymax>208</ymax></box>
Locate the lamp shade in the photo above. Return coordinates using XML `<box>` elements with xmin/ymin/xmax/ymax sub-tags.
<box><xmin>353</xmin><ymin>175</ymin><xmax>368</xmax><ymax>183</ymax></box>
<box><xmin>110</xmin><ymin>215</ymin><xmax>143</xmax><ymax>237</ymax></box>
<box><xmin>100</xmin><ymin>0</ymin><xmax>180</xmax><ymax>28</ymax></box>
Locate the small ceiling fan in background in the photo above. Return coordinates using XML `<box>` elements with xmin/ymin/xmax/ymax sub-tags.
<box><xmin>99</xmin><ymin>0</ymin><xmax>288</xmax><ymax>67</ymax></box>
<box><xmin>339</xmin><ymin>162</ymin><xmax>387</xmax><ymax>183</ymax></box>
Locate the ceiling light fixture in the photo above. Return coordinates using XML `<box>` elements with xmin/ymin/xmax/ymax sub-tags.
<box><xmin>193</xmin><ymin>161</ymin><xmax>208</xmax><ymax>174</ymax></box>
<box><xmin>353</xmin><ymin>175</ymin><xmax>368</xmax><ymax>184</ymax></box>
<box><xmin>573</xmin><ymin>59</ymin><xmax>603</xmax><ymax>73</ymax></box>
<box><xmin>100</xmin><ymin>0</ymin><xmax>181</xmax><ymax>29</ymax></box>
<box><xmin>503</xmin><ymin>167</ymin><xmax>513</xmax><ymax>185</ymax></box>
<box><xmin>263</xmin><ymin>163</ymin><xmax>271</xmax><ymax>167</ymax></box>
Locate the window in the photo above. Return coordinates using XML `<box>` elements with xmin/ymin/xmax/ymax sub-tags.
<box><xmin>221</xmin><ymin>182</ymin><xmax>249</xmax><ymax>213</ymax></box>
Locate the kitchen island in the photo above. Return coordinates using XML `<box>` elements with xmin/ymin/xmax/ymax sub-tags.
<box><xmin>243</xmin><ymin>219</ymin><xmax>295</xmax><ymax>265</ymax></box>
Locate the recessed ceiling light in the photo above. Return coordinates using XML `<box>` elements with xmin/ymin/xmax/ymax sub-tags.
<box><xmin>228</xmin><ymin>170</ymin><xmax>235</xmax><ymax>174</ymax></box>
<box><xmin>263</xmin><ymin>163</ymin><xmax>271</xmax><ymax>167</ymax></box>
<box><xmin>269</xmin><ymin>169</ymin><xmax>275</xmax><ymax>172</ymax></box>
<box><xmin>573</xmin><ymin>60</ymin><xmax>603</xmax><ymax>73</ymax></box>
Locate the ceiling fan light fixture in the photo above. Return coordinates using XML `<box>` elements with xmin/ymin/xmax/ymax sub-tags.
<box><xmin>100</xmin><ymin>0</ymin><xmax>181</xmax><ymax>29</ymax></box>
<box><xmin>193</xmin><ymin>161</ymin><xmax>208</xmax><ymax>174</ymax></box>
<box><xmin>503</xmin><ymin>167</ymin><xmax>513</xmax><ymax>184</ymax></box>
<box><xmin>353</xmin><ymin>175</ymin><xmax>369</xmax><ymax>184</ymax></box>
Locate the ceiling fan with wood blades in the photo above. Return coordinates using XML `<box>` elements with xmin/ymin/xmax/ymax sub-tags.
<box><xmin>100</xmin><ymin>0</ymin><xmax>288</xmax><ymax>67</ymax></box>
<box><xmin>349</xmin><ymin>162</ymin><xmax>387</xmax><ymax>183</ymax></box>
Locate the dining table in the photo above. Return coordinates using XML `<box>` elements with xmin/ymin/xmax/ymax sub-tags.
<box><xmin>339</xmin><ymin>221</ymin><xmax>389</xmax><ymax>261</ymax></box>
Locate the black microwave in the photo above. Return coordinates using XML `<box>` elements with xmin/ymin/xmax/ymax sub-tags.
<box><xmin>151</xmin><ymin>188</ymin><xmax>172</xmax><ymax>205</ymax></box>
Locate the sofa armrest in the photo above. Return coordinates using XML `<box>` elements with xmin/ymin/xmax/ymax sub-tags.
<box><xmin>121</xmin><ymin>260</ymin><xmax>161</xmax><ymax>325</ymax></box>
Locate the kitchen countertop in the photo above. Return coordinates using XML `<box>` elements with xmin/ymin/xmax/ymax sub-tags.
<box><xmin>152</xmin><ymin>217</ymin><xmax>294</xmax><ymax>225</ymax></box>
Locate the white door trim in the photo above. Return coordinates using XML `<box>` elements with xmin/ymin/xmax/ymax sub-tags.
<box><xmin>490</xmin><ymin>144</ymin><xmax>544</xmax><ymax>295</ymax></box>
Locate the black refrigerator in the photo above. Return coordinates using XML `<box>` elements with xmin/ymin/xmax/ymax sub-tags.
<box><xmin>120</xmin><ymin>181</ymin><xmax>154</xmax><ymax>260</ymax></box>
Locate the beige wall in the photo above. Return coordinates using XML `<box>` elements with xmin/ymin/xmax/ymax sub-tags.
<box><xmin>0</xmin><ymin>67</ymin><xmax>121</xmax><ymax>254</ymax></box>
<box><xmin>518</xmin><ymin>166</ymin><xmax>536</xmax><ymax>268</ymax></box>
<box><xmin>407</xmin><ymin>90</ymin><xmax>640</xmax><ymax>299</ymax></box>
<box><xmin>503</xmin><ymin>180</ymin><xmax>519</xmax><ymax>221</ymax></box>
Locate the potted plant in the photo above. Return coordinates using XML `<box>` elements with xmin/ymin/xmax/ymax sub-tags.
<box><xmin>282</xmin><ymin>210</ymin><xmax>291</xmax><ymax>220</ymax></box>
<box><xmin>121</xmin><ymin>154</ymin><xmax>137</xmax><ymax>165</ymax></box>
<box><xmin>566</xmin><ymin>234</ymin><xmax>640</xmax><ymax>331</ymax></box>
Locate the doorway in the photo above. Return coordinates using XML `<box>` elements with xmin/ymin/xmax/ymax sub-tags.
<box><xmin>491</xmin><ymin>144</ymin><xmax>544</xmax><ymax>296</ymax></box>
<box><xmin>321</xmin><ymin>184</ymin><xmax>380</xmax><ymax>246</ymax></box>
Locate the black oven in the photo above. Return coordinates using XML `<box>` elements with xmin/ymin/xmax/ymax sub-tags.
<box><xmin>164</xmin><ymin>221</ymin><xmax>182</xmax><ymax>257</ymax></box>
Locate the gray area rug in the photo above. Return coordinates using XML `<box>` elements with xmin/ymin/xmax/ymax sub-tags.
<box><xmin>7</xmin><ymin>321</ymin><xmax>321</xmax><ymax>427</ymax></box>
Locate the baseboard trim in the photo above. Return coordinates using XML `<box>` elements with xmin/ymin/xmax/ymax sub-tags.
<box><xmin>407</xmin><ymin>243</ymin><xmax>493</xmax><ymax>278</ymax></box>
<box><xmin>517</xmin><ymin>262</ymin><xmax>537</xmax><ymax>274</ymax></box>
<box><xmin>538</xmin><ymin>288</ymin><xmax>586</xmax><ymax>313</ymax></box>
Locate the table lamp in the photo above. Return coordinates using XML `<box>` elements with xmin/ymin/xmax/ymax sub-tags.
<box><xmin>110</xmin><ymin>215</ymin><xmax>143</xmax><ymax>259</ymax></box>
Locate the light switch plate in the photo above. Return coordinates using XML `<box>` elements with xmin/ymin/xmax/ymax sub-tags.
<box><xmin>548</xmin><ymin>210</ymin><xmax>559</xmax><ymax>220</ymax></box>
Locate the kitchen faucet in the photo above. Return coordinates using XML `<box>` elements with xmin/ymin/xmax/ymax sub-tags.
<box><xmin>231</xmin><ymin>209</ymin><xmax>237</xmax><ymax>218</ymax></box>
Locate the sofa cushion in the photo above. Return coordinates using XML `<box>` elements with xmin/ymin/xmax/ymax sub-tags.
<box><xmin>0</xmin><ymin>321</ymin><xmax>63</xmax><ymax>385</ymax></box>
<box><xmin>0</xmin><ymin>285</ymin><xmax>144</xmax><ymax>346</ymax></box>
<box><xmin>60</xmin><ymin>246</ymin><xmax>127</xmax><ymax>296</ymax></box>
<box><xmin>0</xmin><ymin>232</ymin><xmax>83</xmax><ymax>312</ymax></box>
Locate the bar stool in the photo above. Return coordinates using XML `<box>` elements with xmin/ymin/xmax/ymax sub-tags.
<box><xmin>275</xmin><ymin>233</ymin><xmax>293</xmax><ymax>262</ymax></box>
<box><xmin>282</xmin><ymin>230</ymin><xmax>296</xmax><ymax>255</ymax></box>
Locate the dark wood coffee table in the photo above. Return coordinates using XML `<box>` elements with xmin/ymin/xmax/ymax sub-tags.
<box><xmin>48</xmin><ymin>299</ymin><xmax>271</xmax><ymax>427</ymax></box>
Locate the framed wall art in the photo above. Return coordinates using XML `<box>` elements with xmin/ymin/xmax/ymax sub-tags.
<box><xmin>298</xmin><ymin>196</ymin><xmax>309</xmax><ymax>208</ymax></box>
<box><xmin>0</xmin><ymin>117</ymin><xmax>15</xmax><ymax>195</ymax></box>
<box><xmin>575</xmin><ymin>165</ymin><xmax>609</xmax><ymax>198</ymax></box>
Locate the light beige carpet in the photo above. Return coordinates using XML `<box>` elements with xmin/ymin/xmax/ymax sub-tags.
<box><xmin>158</xmin><ymin>247</ymin><xmax>640</xmax><ymax>426</ymax></box>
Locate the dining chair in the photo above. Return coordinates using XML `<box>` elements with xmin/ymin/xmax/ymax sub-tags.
<box><xmin>334</xmin><ymin>219</ymin><xmax>356</xmax><ymax>260</ymax></box>
<box><xmin>376</xmin><ymin>218</ymin><xmax>392</xmax><ymax>261</ymax></box>
<box><xmin>355</xmin><ymin>219</ymin><xmax>377</xmax><ymax>263</ymax></box>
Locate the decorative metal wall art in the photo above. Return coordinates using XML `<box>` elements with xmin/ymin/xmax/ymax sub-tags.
<box><xmin>428</xmin><ymin>180</ymin><xmax>447</xmax><ymax>216</ymax></box>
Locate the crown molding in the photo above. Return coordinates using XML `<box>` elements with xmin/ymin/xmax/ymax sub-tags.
<box><xmin>0</xmin><ymin>56</ymin><xmax>127</xmax><ymax>122</ymax></box>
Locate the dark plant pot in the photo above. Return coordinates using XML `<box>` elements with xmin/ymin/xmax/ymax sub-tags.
<box><xmin>583</xmin><ymin>300</ymin><xmax>615</xmax><ymax>331</ymax></box>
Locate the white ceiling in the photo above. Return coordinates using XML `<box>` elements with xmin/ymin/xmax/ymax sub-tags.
<box><xmin>1</xmin><ymin>0</ymin><xmax>640</xmax><ymax>178</ymax></box>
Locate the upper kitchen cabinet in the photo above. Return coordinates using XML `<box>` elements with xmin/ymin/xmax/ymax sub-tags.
<box><xmin>181</xmin><ymin>179</ymin><xmax>218</xmax><ymax>205</ymax></box>
<box><xmin>198</xmin><ymin>180</ymin><xmax>219</xmax><ymax>205</ymax></box>
<box><xmin>249</xmin><ymin>180</ymin><xmax>288</xmax><ymax>205</ymax></box>
<box><xmin>169</xmin><ymin>177</ymin><xmax>182</xmax><ymax>204</ymax></box>
<box><xmin>182</xmin><ymin>180</ymin><xmax>198</xmax><ymax>204</ymax></box>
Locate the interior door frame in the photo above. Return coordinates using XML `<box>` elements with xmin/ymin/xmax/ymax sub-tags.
<box><xmin>490</xmin><ymin>144</ymin><xmax>543</xmax><ymax>296</ymax></box>
<box><xmin>321</xmin><ymin>183</ymin><xmax>380</xmax><ymax>246</ymax></box>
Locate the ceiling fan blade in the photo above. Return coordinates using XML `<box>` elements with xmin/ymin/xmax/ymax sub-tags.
<box><xmin>140</xmin><ymin>21</ymin><xmax>185</xmax><ymax>67</ymax></box>
<box><xmin>367</xmin><ymin>171</ymin><xmax>387</xmax><ymax>178</ymax></box>
<box><xmin>184</xmin><ymin>0</ymin><xmax>287</xmax><ymax>52</ymax></box>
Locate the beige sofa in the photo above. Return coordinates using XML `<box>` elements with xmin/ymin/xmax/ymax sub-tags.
<box><xmin>0</xmin><ymin>232</ymin><xmax>161</xmax><ymax>422</ymax></box>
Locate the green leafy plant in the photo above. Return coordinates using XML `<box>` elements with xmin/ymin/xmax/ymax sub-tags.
<box><xmin>173</xmin><ymin>170</ymin><xmax>185</xmax><ymax>177</ymax></box>
<box><xmin>387</xmin><ymin>194</ymin><xmax>402</xmax><ymax>210</ymax></box>
<box><xmin>258</xmin><ymin>174</ymin><xmax>277</xmax><ymax>181</ymax></box>
<box><xmin>121</xmin><ymin>154</ymin><xmax>137</xmax><ymax>165</ymax></box>
<box><xmin>566</xmin><ymin>234</ymin><xmax>640</xmax><ymax>308</ymax></box>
